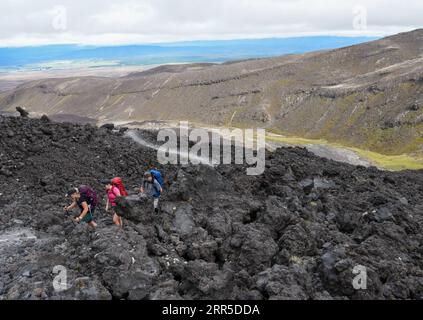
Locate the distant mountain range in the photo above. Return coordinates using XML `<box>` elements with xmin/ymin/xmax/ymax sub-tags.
<box><xmin>0</xmin><ymin>36</ymin><xmax>377</xmax><ymax>72</ymax></box>
<box><xmin>0</xmin><ymin>30</ymin><xmax>422</xmax><ymax>159</ymax></box>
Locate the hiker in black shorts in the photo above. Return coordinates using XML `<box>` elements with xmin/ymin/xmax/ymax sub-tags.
<box><xmin>65</xmin><ymin>188</ymin><xmax>98</xmax><ymax>229</ymax></box>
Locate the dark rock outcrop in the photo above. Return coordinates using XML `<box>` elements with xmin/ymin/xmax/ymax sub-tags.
<box><xmin>0</xmin><ymin>116</ymin><xmax>422</xmax><ymax>300</ymax></box>
<box><xmin>16</xmin><ymin>107</ymin><xmax>29</xmax><ymax>118</ymax></box>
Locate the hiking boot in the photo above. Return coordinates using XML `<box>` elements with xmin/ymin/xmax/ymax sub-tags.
<box><xmin>154</xmin><ymin>208</ymin><xmax>159</xmax><ymax>214</ymax></box>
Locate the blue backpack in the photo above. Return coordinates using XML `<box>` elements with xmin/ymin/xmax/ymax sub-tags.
<box><xmin>150</xmin><ymin>169</ymin><xmax>164</xmax><ymax>187</ymax></box>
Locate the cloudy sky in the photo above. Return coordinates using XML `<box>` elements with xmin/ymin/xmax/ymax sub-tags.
<box><xmin>0</xmin><ymin>0</ymin><xmax>422</xmax><ymax>47</ymax></box>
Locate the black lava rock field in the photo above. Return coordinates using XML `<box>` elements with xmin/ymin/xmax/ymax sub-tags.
<box><xmin>0</xmin><ymin>115</ymin><xmax>422</xmax><ymax>300</ymax></box>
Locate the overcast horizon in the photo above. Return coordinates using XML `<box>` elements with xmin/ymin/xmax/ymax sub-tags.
<box><xmin>0</xmin><ymin>0</ymin><xmax>422</xmax><ymax>47</ymax></box>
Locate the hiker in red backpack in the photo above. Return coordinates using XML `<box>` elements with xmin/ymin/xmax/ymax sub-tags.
<box><xmin>111</xmin><ymin>177</ymin><xmax>128</xmax><ymax>197</ymax></box>
<box><xmin>64</xmin><ymin>187</ymin><xmax>98</xmax><ymax>229</ymax></box>
<box><xmin>104</xmin><ymin>178</ymin><xmax>127</xmax><ymax>228</ymax></box>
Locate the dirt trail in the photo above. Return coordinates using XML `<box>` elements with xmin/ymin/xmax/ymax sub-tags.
<box><xmin>121</xmin><ymin>121</ymin><xmax>372</xmax><ymax>168</ymax></box>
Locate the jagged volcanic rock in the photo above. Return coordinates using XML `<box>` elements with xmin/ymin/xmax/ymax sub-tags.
<box><xmin>0</xmin><ymin>116</ymin><xmax>422</xmax><ymax>300</ymax></box>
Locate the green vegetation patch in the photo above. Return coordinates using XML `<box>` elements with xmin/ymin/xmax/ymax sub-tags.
<box><xmin>266</xmin><ymin>133</ymin><xmax>423</xmax><ymax>171</ymax></box>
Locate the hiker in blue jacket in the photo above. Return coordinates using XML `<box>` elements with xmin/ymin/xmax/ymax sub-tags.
<box><xmin>149</xmin><ymin>166</ymin><xmax>165</xmax><ymax>187</ymax></box>
<box><xmin>140</xmin><ymin>171</ymin><xmax>163</xmax><ymax>214</ymax></box>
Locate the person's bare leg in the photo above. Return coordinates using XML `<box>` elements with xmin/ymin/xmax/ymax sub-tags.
<box><xmin>154</xmin><ymin>198</ymin><xmax>159</xmax><ymax>213</ymax></box>
<box><xmin>113</xmin><ymin>213</ymin><xmax>122</xmax><ymax>227</ymax></box>
<box><xmin>89</xmin><ymin>221</ymin><xmax>97</xmax><ymax>228</ymax></box>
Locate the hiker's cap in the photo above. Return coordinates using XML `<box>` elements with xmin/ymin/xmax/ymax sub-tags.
<box><xmin>66</xmin><ymin>188</ymin><xmax>79</xmax><ymax>197</ymax></box>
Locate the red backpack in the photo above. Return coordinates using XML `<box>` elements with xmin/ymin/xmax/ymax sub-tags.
<box><xmin>111</xmin><ymin>177</ymin><xmax>128</xmax><ymax>197</ymax></box>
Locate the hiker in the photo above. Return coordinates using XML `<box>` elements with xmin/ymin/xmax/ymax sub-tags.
<box><xmin>64</xmin><ymin>187</ymin><xmax>98</xmax><ymax>228</ymax></box>
<box><xmin>104</xmin><ymin>177</ymin><xmax>128</xmax><ymax>228</ymax></box>
<box><xmin>140</xmin><ymin>171</ymin><xmax>163</xmax><ymax>213</ymax></box>
<box><xmin>112</xmin><ymin>177</ymin><xmax>128</xmax><ymax>197</ymax></box>
<box><xmin>148</xmin><ymin>165</ymin><xmax>165</xmax><ymax>188</ymax></box>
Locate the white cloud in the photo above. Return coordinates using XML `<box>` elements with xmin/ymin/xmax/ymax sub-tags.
<box><xmin>0</xmin><ymin>0</ymin><xmax>421</xmax><ymax>46</ymax></box>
